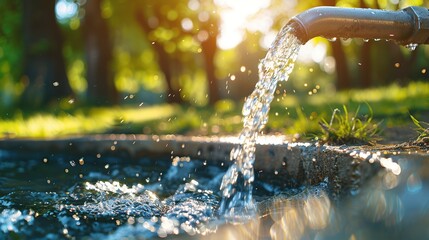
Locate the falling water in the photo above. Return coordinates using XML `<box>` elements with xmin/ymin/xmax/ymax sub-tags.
<box><xmin>219</xmin><ymin>25</ymin><xmax>302</xmax><ymax>222</ymax></box>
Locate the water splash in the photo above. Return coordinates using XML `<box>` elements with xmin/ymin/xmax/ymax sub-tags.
<box><xmin>0</xmin><ymin>209</ymin><xmax>34</xmax><ymax>234</ymax></box>
<box><xmin>65</xmin><ymin>181</ymin><xmax>164</xmax><ymax>218</ymax></box>
<box><xmin>219</xmin><ymin>25</ymin><xmax>302</xmax><ymax>222</ymax></box>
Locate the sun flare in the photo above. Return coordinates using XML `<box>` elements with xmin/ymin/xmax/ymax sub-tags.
<box><xmin>214</xmin><ymin>0</ymin><xmax>272</xmax><ymax>49</ymax></box>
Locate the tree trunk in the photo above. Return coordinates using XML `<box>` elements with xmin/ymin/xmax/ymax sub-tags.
<box><xmin>200</xmin><ymin>16</ymin><xmax>220</xmax><ymax>105</ymax></box>
<box><xmin>83</xmin><ymin>0</ymin><xmax>118</xmax><ymax>105</ymax></box>
<box><xmin>21</xmin><ymin>0</ymin><xmax>74</xmax><ymax>108</ymax></box>
<box><xmin>359</xmin><ymin>0</ymin><xmax>372</xmax><ymax>88</ymax></box>
<box><xmin>330</xmin><ymin>41</ymin><xmax>352</xmax><ymax>90</ymax></box>
<box><xmin>157</xmin><ymin>45</ymin><xmax>182</xmax><ymax>103</ymax></box>
<box><xmin>135</xmin><ymin>11</ymin><xmax>182</xmax><ymax>104</ymax></box>
<box><xmin>321</xmin><ymin>0</ymin><xmax>352</xmax><ymax>90</ymax></box>
<box><xmin>389</xmin><ymin>44</ymin><xmax>419</xmax><ymax>86</ymax></box>
<box><xmin>360</xmin><ymin>42</ymin><xmax>372</xmax><ymax>88</ymax></box>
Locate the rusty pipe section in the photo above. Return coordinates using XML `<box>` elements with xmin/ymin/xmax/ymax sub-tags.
<box><xmin>288</xmin><ymin>6</ymin><xmax>429</xmax><ymax>45</ymax></box>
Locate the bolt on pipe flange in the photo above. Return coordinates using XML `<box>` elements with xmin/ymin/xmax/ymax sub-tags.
<box><xmin>403</xmin><ymin>6</ymin><xmax>429</xmax><ymax>44</ymax></box>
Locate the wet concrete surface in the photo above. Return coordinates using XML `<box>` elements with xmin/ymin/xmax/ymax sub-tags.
<box><xmin>0</xmin><ymin>134</ymin><xmax>427</xmax><ymax>196</ymax></box>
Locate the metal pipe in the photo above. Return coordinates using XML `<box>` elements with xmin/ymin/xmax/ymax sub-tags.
<box><xmin>288</xmin><ymin>6</ymin><xmax>429</xmax><ymax>45</ymax></box>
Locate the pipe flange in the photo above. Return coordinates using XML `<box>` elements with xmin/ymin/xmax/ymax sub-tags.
<box><xmin>403</xmin><ymin>6</ymin><xmax>429</xmax><ymax>44</ymax></box>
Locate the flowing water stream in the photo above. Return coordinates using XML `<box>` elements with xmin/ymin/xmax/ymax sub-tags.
<box><xmin>219</xmin><ymin>25</ymin><xmax>302</xmax><ymax>222</ymax></box>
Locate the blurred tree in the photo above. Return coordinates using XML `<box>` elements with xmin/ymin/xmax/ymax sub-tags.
<box><xmin>356</xmin><ymin>0</ymin><xmax>424</xmax><ymax>87</ymax></box>
<box><xmin>83</xmin><ymin>0</ymin><xmax>118</xmax><ymax>105</ymax></box>
<box><xmin>358</xmin><ymin>0</ymin><xmax>372</xmax><ymax>88</ymax></box>
<box><xmin>136</xmin><ymin>8</ymin><xmax>182</xmax><ymax>103</ymax></box>
<box><xmin>135</xmin><ymin>0</ymin><xmax>220</xmax><ymax>104</ymax></box>
<box><xmin>21</xmin><ymin>0</ymin><xmax>74</xmax><ymax>107</ymax></box>
<box><xmin>199</xmin><ymin>1</ymin><xmax>220</xmax><ymax>104</ymax></box>
<box><xmin>0</xmin><ymin>0</ymin><xmax>22</xmax><ymax>108</ymax></box>
<box><xmin>320</xmin><ymin>0</ymin><xmax>352</xmax><ymax>90</ymax></box>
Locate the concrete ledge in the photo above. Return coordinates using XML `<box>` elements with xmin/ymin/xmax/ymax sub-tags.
<box><xmin>0</xmin><ymin>134</ymin><xmax>425</xmax><ymax>196</ymax></box>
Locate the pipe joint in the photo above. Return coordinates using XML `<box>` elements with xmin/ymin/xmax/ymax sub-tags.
<box><xmin>403</xmin><ymin>6</ymin><xmax>429</xmax><ymax>44</ymax></box>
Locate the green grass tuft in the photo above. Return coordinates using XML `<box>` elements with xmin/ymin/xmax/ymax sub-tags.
<box><xmin>410</xmin><ymin>115</ymin><xmax>429</xmax><ymax>142</ymax></box>
<box><xmin>318</xmin><ymin>104</ymin><xmax>381</xmax><ymax>145</ymax></box>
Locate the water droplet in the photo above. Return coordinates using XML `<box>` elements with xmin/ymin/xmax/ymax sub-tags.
<box><xmin>405</xmin><ymin>43</ymin><xmax>418</xmax><ymax>51</ymax></box>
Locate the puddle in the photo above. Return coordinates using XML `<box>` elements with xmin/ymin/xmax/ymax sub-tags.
<box><xmin>0</xmin><ymin>149</ymin><xmax>308</xmax><ymax>239</ymax></box>
<box><xmin>0</xmin><ymin>143</ymin><xmax>428</xmax><ymax>239</ymax></box>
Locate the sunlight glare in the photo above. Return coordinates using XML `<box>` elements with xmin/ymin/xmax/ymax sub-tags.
<box><xmin>297</xmin><ymin>40</ymin><xmax>327</xmax><ymax>64</ymax></box>
<box><xmin>215</xmin><ymin>0</ymin><xmax>271</xmax><ymax>49</ymax></box>
<box><xmin>55</xmin><ymin>0</ymin><xmax>78</xmax><ymax>21</ymax></box>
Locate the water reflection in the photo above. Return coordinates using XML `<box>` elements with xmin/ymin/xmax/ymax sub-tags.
<box><xmin>221</xmin><ymin>153</ymin><xmax>429</xmax><ymax>240</ymax></box>
<box><xmin>268</xmin><ymin>191</ymin><xmax>332</xmax><ymax>240</ymax></box>
<box><xmin>407</xmin><ymin>173</ymin><xmax>422</xmax><ymax>193</ymax></box>
<box><xmin>209</xmin><ymin>219</ymin><xmax>261</xmax><ymax>240</ymax></box>
<box><xmin>1</xmin><ymin>149</ymin><xmax>429</xmax><ymax>239</ymax></box>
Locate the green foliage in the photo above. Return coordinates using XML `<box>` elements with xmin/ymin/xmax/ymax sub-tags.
<box><xmin>318</xmin><ymin>105</ymin><xmax>380</xmax><ymax>145</ymax></box>
<box><xmin>0</xmin><ymin>105</ymin><xmax>177</xmax><ymax>138</ymax></box>
<box><xmin>0</xmin><ymin>81</ymin><xmax>428</xmax><ymax>139</ymax></box>
<box><xmin>410</xmin><ymin>115</ymin><xmax>429</xmax><ymax>141</ymax></box>
<box><xmin>0</xmin><ymin>0</ymin><xmax>22</xmax><ymax>107</ymax></box>
<box><xmin>283</xmin><ymin>107</ymin><xmax>322</xmax><ymax>141</ymax></box>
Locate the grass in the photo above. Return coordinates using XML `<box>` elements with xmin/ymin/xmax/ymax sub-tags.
<box><xmin>0</xmin><ymin>81</ymin><xmax>428</xmax><ymax>140</ymax></box>
<box><xmin>410</xmin><ymin>115</ymin><xmax>429</xmax><ymax>142</ymax></box>
<box><xmin>0</xmin><ymin>105</ymin><xmax>178</xmax><ymax>138</ymax></box>
<box><xmin>318</xmin><ymin>105</ymin><xmax>380</xmax><ymax>145</ymax></box>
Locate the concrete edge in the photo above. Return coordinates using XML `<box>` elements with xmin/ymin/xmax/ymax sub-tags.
<box><xmin>1</xmin><ymin>134</ymin><xmax>425</xmax><ymax>196</ymax></box>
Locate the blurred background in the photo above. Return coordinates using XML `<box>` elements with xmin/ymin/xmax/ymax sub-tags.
<box><xmin>0</xmin><ymin>0</ymin><xmax>428</xmax><ymax>139</ymax></box>
<box><xmin>0</xmin><ymin>0</ymin><xmax>428</xmax><ymax>109</ymax></box>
